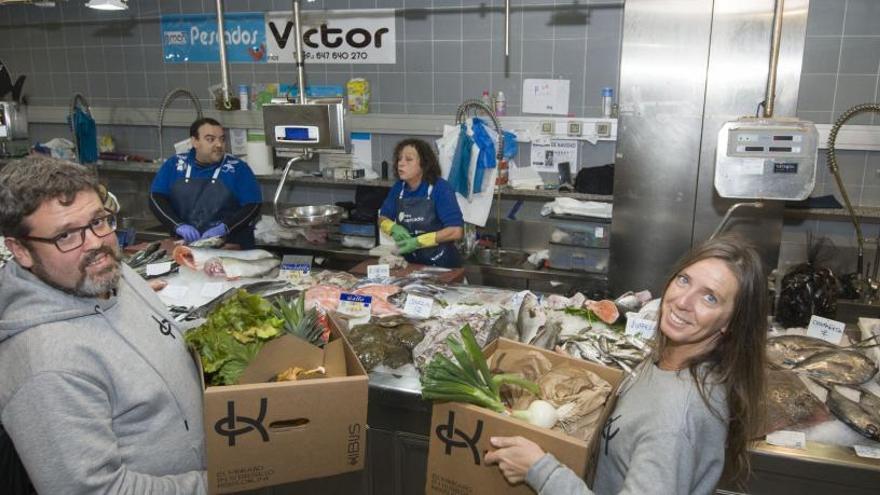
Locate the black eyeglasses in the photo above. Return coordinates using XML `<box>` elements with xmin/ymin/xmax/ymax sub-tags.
<box><xmin>21</xmin><ymin>212</ymin><xmax>117</xmax><ymax>253</ymax></box>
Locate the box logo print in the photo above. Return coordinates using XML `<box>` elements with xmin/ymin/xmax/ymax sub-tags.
<box><xmin>214</xmin><ymin>398</ymin><xmax>269</xmax><ymax>446</ymax></box>
<box><xmin>435</xmin><ymin>410</ymin><xmax>483</xmax><ymax>465</ymax></box>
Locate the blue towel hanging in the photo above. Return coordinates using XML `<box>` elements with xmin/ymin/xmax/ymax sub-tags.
<box><xmin>70</xmin><ymin>107</ymin><xmax>98</xmax><ymax>163</ymax></box>
<box><xmin>448</xmin><ymin>123</ymin><xmax>472</xmax><ymax>198</ymax></box>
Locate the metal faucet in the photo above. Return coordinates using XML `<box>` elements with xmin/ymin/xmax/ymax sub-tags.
<box><xmin>157</xmin><ymin>88</ymin><xmax>204</xmax><ymax>158</ymax></box>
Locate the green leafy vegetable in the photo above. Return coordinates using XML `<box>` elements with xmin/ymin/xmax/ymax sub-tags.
<box><xmin>185</xmin><ymin>289</ymin><xmax>284</xmax><ymax>386</ymax></box>
<box><xmin>420</xmin><ymin>325</ymin><xmax>540</xmax><ymax>413</ymax></box>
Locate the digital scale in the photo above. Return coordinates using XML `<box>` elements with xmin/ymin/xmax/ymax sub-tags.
<box><xmin>715</xmin><ymin>117</ymin><xmax>818</xmax><ymax>201</ymax></box>
<box><xmin>262</xmin><ymin>99</ymin><xmax>349</xmax><ymax>153</ymax></box>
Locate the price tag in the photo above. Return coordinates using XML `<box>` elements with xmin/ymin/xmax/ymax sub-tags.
<box><xmin>595</xmin><ymin>226</ymin><xmax>605</xmax><ymax>239</ymax></box>
<box><xmin>338</xmin><ymin>293</ymin><xmax>372</xmax><ymax>318</ymax></box>
<box><xmin>404</xmin><ymin>294</ymin><xmax>434</xmax><ymax>319</ymax></box>
<box><xmin>200</xmin><ymin>282</ymin><xmax>227</xmax><ymax>298</ymax></box>
<box><xmin>367</xmin><ymin>263</ymin><xmax>391</xmax><ymax>279</ymax></box>
<box><xmin>854</xmin><ymin>445</ymin><xmax>880</xmax><ymax>459</ymax></box>
<box><xmin>145</xmin><ymin>261</ymin><xmax>173</xmax><ymax>277</ymax></box>
<box><xmin>766</xmin><ymin>430</ymin><xmax>806</xmax><ymax>449</ymax></box>
<box><xmin>160</xmin><ymin>285</ymin><xmax>189</xmax><ymax>299</ymax></box>
<box><xmin>625</xmin><ymin>317</ymin><xmax>656</xmax><ymax>339</ymax></box>
<box><xmin>280</xmin><ymin>255</ymin><xmax>313</xmax><ymax>282</ymax></box>
<box><xmin>806</xmin><ymin>315</ymin><xmax>846</xmax><ymax>344</ymax></box>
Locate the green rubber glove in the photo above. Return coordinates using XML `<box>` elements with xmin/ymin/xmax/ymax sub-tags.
<box><xmin>390</xmin><ymin>223</ymin><xmax>412</xmax><ymax>243</ymax></box>
<box><xmin>396</xmin><ymin>235</ymin><xmax>421</xmax><ymax>255</ymax></box>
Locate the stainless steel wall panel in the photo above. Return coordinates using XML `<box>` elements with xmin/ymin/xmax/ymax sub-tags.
<box><xmin>609</xmin><ymin>0</ymin><xmax>715</xmax><ymax>294</ymax></box>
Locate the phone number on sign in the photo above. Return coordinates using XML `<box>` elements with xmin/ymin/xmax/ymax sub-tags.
<box><xmin>305</xmin><ymin>51</ymin><xmax>369</xmax><ymax>61</ymax></box>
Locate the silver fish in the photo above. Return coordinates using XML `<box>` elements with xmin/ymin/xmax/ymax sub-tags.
<box><xmin>517</xmin><ymin>292</ymin><xmax>546</xmax><ymax>345</ymax></box>
<box><xmin>792</xmin><ymin>349</ymin><xmax>878</xmax><ymax>386</ymax></box>
<box><xmin>766</xmin><ymin>335</ymin><xmax>839</xmax><ymax>369</ymax></box>
<box><xmin>826</xmin><ymin>387</ymin><xmax>880</xmax><ymax>441</ymax></box>
<box><xmin>531</xmin><ymin>320</ymin><xmax>562</xmax><ymax>350</ymax></box>
<box><xmin>860</xmin><ymin>388</ymin><xmax>880</xmax><ymax>417</ymax></box>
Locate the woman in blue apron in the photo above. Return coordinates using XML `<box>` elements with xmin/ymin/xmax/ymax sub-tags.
<box><xmin>149</xmin><ymin>118</ymin><xmax>262</xmax><ymax>249</ymax></box>
<box><xmin>378</xmin><ymin>139</ymin><xmax>464</xmax><ymax>268</ymax></box>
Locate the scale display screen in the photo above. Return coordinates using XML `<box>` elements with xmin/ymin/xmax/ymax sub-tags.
<box><xmin>274</xmin><ymin>125</ymin><xmax>319</xmax><ymax>144</ymax></box>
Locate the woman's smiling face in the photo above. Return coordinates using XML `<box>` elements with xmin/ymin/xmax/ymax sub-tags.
<box><xmin>659</xmin><ymin>257</ymin><xmax>739</xmax><ymax>358</ymax></box>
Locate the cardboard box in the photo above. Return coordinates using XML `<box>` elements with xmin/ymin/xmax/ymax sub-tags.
<box><xmin>196</xmin><ymin>322</ymin><xmax>368</xmax><ymax>494</ymax></box>
<box><xmin>425</xmin><ymin>338</ymin><xmax>623</xmax><ymax>495</ymax></box>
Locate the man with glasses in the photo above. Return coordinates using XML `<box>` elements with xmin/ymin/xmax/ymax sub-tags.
<box><xmin>150</xmin><ymin>117</ymin><xmax>262</xmax><ymax>248</ymax></box>
<box><xmin>0</xmin><ymin>156</ymin><xmax>207</xmax><ymax>493</ymax></box>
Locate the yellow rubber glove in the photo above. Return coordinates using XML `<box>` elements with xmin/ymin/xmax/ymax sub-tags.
<box><xmin>380</xmin><ymin>218</ymin><xmax>412</xmax><ymax>242</ymax></box>
<box><xmin>416</xmin><ymin>232</ymin><xmax>438</xmax><ymax>248</ymax></box>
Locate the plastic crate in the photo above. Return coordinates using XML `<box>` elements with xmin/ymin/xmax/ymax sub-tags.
<box><xmin>549</xmin><ymin>217</ymin><xmax>611</xmax><ymax>248</ymax></box>
<box><xmin>548</xmin><ymin>243</ymin><xmax>609</xmax><ymax>273</ymax></box>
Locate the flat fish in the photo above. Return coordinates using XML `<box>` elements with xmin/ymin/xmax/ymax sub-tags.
<box><xmin>792</xmin><ymin>349</ymin><xmax>878</xmax><ymax>386</ymax></box>
<box><xmin>766</xmin><ymin>334</ymin><xmax>839</xmax><ymax>370</ymax></box>
<box><xmin>763</xmin><ymin>370</ymin><xmax>831</xmax><ymax>435</ymax></box>
<box><xmin>826</xmin><ymin>387</ymin><xmax>880</xmax><ymax>441</ymax></box>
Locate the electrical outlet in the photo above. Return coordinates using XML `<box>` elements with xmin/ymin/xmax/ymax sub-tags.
<box><xmin>567</xmin><ymin>121</ymin><xmax>582</xmax><ymax>137</ymax></box>
<box><xmin>596</xmin><ymin>121</ymin><xmax>611</xmax><ymax>138</ymax></box>
<box><xmin>540</xmin><ymin>120</ymin><xmax>555</xmax><ymax>134</ymax></box>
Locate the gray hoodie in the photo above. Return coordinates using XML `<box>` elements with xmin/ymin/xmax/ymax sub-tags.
<box><xmin>0</xmin><ymin>260</ymin><xmax>207</xmax><ymax>494</ymax></box>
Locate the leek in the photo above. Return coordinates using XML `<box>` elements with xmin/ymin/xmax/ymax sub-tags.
<box><xmin>420</xmin><ymin>325</ymin><xmax>540</xmax><ymax>413</ymax></box>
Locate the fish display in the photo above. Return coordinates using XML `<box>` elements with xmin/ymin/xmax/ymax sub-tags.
<box><xmin>791</xmin><ymin>349</ymin><xmax>878</xmax><ymax>386</ymax></box>
<box><xmin>763</xmin><ymin>370</ymin><xmax>831</xmax><ymax>435</ymax></box>
<box><xmin>825</xmin><ymin>386</ymin><xmax>880</xmax><ymax>442</ymax></box>
<box><xmin>172</xmin><ymin>246</ymin><xmax>280</xmax><ymax>279</ymax></box>
<box><xmin>412</xmin><ymin>312</ymin><xmax>507</xmax><ymax>370</ymax></box>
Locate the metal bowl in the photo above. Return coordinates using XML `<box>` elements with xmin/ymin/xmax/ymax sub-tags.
<box><xmin>279</xmin><ymin>204</ymin><xmax>344</xmax><ymax>227</ymax></box>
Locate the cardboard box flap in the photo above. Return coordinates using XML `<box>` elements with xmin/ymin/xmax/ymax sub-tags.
<box><xmin>321</xmin><ymin>337</ymin><xmax>347</xmax><ymax>378</ymax></box>
<box><xmin>238</xmin><ymin>334</ymin><xmax>337</xmax><ymax>385</ymax></box>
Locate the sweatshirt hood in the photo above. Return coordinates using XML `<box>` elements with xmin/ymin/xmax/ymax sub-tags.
<box><xmin>0</xmin><ymin>261</ymin><xmax>118</xmax><ymax>342</ymax></box>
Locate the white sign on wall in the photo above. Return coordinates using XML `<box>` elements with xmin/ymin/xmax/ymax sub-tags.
<box><xmin>266</xmin><ymin>10</ymin><xmax>397</xmax><ymax>64</ymax></box>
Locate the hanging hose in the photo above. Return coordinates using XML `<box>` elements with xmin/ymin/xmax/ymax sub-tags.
<box><xmin>825</xmin><ymin>103</ymin><xmax>880</xmax><ymax>276</ymax></box>
<box><xmin>157</xmin><ymin>88</ymin><xmax>204</xmax><ymax>158</ymax></box>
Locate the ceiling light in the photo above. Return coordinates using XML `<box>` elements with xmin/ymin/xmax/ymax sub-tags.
<box><xmin>85</xmin><ymin>0</ymin><xmax>127</xmax><ymax>11</ymax></box>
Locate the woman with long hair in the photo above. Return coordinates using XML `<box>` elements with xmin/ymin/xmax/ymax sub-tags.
<box><xmin>486</xmin><ymin>235</ymin><xmax>768</xmax><ymax>494</ymax></box>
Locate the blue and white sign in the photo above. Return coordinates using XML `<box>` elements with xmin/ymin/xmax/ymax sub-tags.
<box><xmin>161</xmin><ymin>13</ymin><xmax>267</xmax><ymax>63</ymax></box>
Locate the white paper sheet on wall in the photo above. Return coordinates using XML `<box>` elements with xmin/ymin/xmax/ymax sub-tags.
<box><xmin>530</xmin><ymin>139</ymin><xmax>578</xmax><ymax>173</ymax></box>
<box><xmin>351</xmin><ymin>132</ymin><xmax>372</xmax><ymax>170</ymax></box>
<box><xmin>522</xmin><ymin>79</ymin><xmax>570</xmax><ymax>115</ymax></box>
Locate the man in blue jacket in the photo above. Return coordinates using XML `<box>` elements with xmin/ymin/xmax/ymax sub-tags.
<box><xmin>150</xmin><ymin>117</ymin><xmax>262</xmax><ymax>248</ymax></box>
<box><xmin>0</xmin><ymin>156</ymin><xmax>207</xmax><ymax>494</ymax></box>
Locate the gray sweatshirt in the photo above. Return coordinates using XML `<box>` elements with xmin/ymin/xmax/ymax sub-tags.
<box><xmin>526</xmin><ymin>363</ymin><xmax>728</xmax><ymax>495</ymax></box>
<box><xmin>0</xmin><ymin>261</ymin><xmax>207</xmax><ymax>494</ymax></box>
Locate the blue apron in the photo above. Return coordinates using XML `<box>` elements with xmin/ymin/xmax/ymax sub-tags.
<box><xmin>169</xmin><ymin>162</ymin><xmax>255</xmax><ymax>248</ymax></box>
<box><xmin>396</xmin><ymin>183</ymin><xmax>462</xmax><ymax>268</ymax></box>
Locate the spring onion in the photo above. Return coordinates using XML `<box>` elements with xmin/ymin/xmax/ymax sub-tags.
<box><xmin>420</xmin><ymin>325</ymin><xmax>540</xmax><ymax>413</ymax></box>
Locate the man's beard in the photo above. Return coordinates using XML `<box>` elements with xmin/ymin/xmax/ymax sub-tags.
<box><xmin>31</xmin><ymin>245</ymin><xmax>122</xmax><ymax>298</ymax></box>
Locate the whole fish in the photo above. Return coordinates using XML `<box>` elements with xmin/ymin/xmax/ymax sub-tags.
<box><xmin>173</xmin><ymin>246</ymin><xmax>279</xmax><ymax>279</ymax></box>
<box><xmin>792</xmin><ymin>349</ymin><xmax>878</xmax><ymax>386</ymax></box>
<box><xmin>531</xmin><ymin>320</ymin><xmax>562</xmax><ymax>350</ymax></box>
<box><xmin>517</xmin><ymin>291</ymin><xmax>546</xmax><ymax>345</ymax></box>
<box><xmin>826</xmin><ymin>386</ymin><xmax>880</xmax><ymax>441</ymax></box>
<box><xmin>766</xmin><ymin>334</ymin><xmax>840</xmax><ymax>369</ymax></box>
